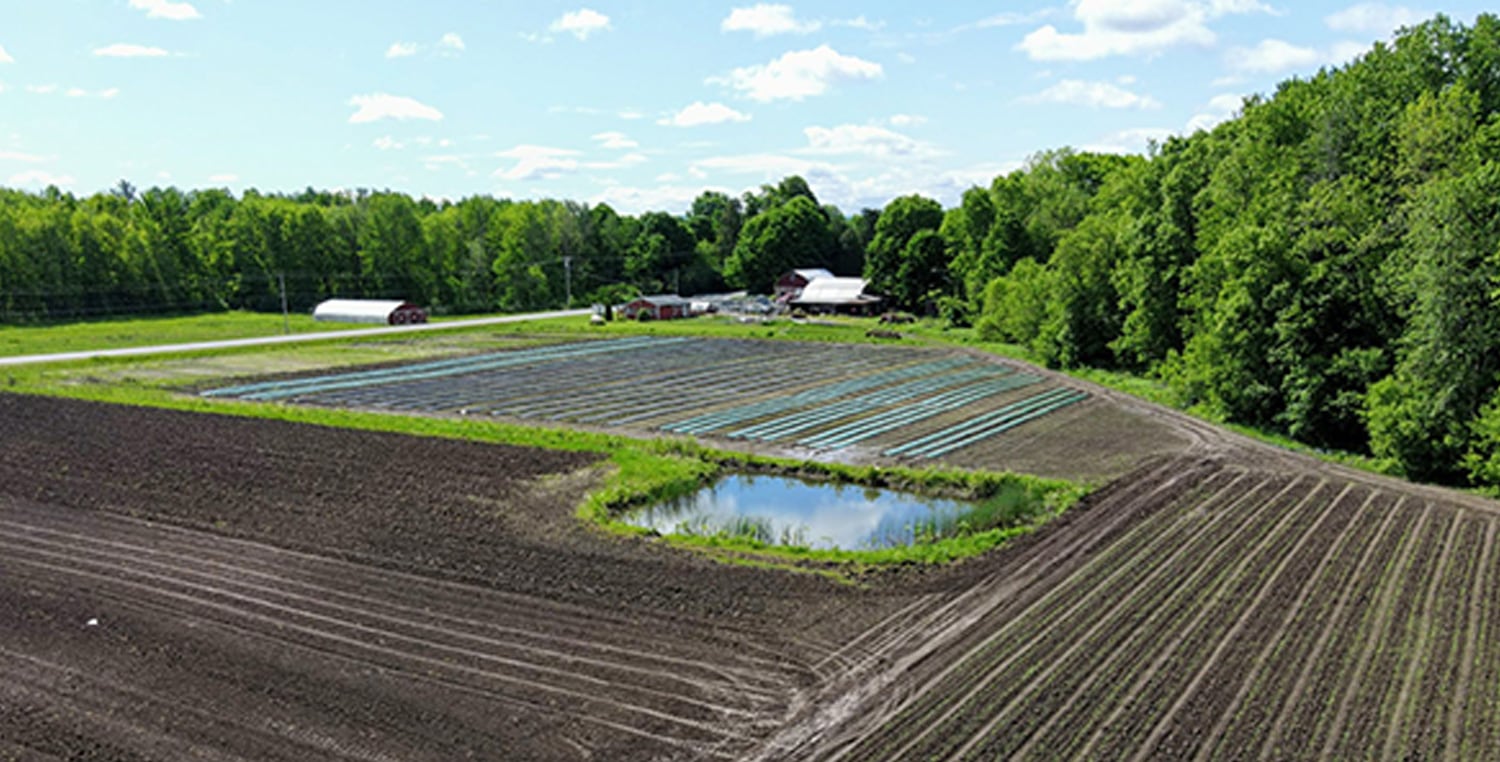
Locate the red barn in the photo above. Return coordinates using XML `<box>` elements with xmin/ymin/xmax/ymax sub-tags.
<box><xmin>774</xmin><ymin>268</ymin><xmax>834</xmax><ymax>301</ymax></box>
<box><xmin>620</xmin><ymin>295</ymin><xmax>692</xmax><ymax>320</ymax></box>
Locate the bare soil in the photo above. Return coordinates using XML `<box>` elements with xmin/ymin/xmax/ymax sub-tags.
<box><xmin>0</xmin><ymin>394</ymin><xmax>909</xmax><ymax>760</ymax></box>
<box><xmin>8</xmin><ymin>323</ymin><xmax>1500</xmax><ymax>761</ymax></box>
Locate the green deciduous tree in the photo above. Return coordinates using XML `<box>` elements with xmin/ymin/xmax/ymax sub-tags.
<box><xmin>725</xmin><ymin>196</ymin><xmax>834</xmax><ymax>292</ymax></box>
<box><xmin>865</xmin><ymin>194</ymin><xmax>942</xmax><ymax>309</ymax></box>
<box><xmin>1367</xmin><ymin>161</ymin><xmax>1500</xmax><ymax>482</ymax></box>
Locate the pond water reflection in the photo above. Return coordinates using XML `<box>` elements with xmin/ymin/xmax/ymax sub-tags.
<box><xmin>625</xmin><ymin>473</ymin><xmax>979</xmax><ymax>550</ymax></box>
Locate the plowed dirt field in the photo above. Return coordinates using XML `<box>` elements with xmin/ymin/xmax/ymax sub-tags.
<box><xmin>5</xmin><ymin>378</ymin><xmax>1500</xmax><ymax>760</ymax></box>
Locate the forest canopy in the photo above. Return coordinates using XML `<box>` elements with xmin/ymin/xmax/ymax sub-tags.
<box><xmin>0</xmin><ymin>178</ymin><xmax>870</xmax><ymax>322</ymax></box>
<box><xmin>4</xmin><ymin>13</ymin><xmax>1500</xmax><ymax>489</ymax></box>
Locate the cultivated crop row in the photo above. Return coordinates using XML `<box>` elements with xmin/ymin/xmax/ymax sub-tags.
<box><xmin>0</xmin><ymin>501</ymin><xmax>810</xmax><ymax>759</ymax></box>
<box><xmin>828</xmin><ymin>465</ymin><xmax>1257</xmax><ymax>759</ymax></box>
<box><xmin>205</xmin><ymin>337</ymin><xmax>1091</xmax><ymax>459</ymax></box>
<box><xmin>813</xmin><ymin>462</ymin><xmax>1500</xmax><ymax>760</ymax></box>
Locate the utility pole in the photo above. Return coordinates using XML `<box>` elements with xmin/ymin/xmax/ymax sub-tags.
<box><xmin>277</xmin><ymin>272</ymin><xmax>290</xmax><ymax>335</ymax></box>
<box><xmin>562</xmin><ymin>256</ymin><xmax>573</xmax><ymax>308</ymax></box>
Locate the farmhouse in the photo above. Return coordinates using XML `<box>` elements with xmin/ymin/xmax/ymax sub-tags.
<box><xmin>791</xmin><ymin>277</ymin><xmax>883</xmax><ymax>315</ymax></box>
<box><xmin>774</xmin><ymin>268</ymin><xmax>835</xmax><ymax>301</ymax></box>
<box><xmin>313</xmin><ymin>299</ymin><xmax>428</xmax><ymax>325</ymax></box>
<box><xmin>620</xmin><ymin>294</ymin><xmax>692</xmax><ymax>320</ymax></box>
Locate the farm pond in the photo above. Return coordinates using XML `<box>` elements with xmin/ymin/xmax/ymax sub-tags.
<box><xmin>624</xmin><ymin>474</ymin><xmax>988</xmax><ymax>550</ymax></box>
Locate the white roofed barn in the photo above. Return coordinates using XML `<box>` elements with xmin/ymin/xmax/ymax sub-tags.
<box><xmin>313</xmin><ymin>299</ymin><xmax>428</xmax><ymax>325</ymax></box>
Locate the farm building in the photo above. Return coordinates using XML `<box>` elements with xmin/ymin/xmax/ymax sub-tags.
<box><xmin>313</xmin><ymin>299</ymin><xmax>428</xmax><ymax>325</ymax></box>
<box><xmin>620</xmin><ymin>294</ymin><xmax>693</xmax><ymax>321</ymax></box>
<box><xmin>774</xmin><ymin>268</ymin><xmax>835</xmax><ymax>301</ymax></box>
<box><xmin>791</xmin><ymin>277</ymin><xmax>883</xmax><ymax>315</ymax></box>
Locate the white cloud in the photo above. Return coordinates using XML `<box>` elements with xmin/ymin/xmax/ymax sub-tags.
<box><xmin>618</xmin><ymin>109</ymin><xmax>645</xmax><ymax>120</ymax></box>
<box><xmin>1325</xmin><ymin>2</ymin><xmax>1425</xmax><ymax>33</ymax></box>
<box><xmin>1015</xmin><ymin>0</ymin><xmax>1272</xmax><ymax>61</ymax></box>
<box><xmin>207</xmin><ymin>173</ymin><xmax>239</xmax><ymax>183</ymax></box>
<box><xmin>0</xmin><ymin>45</ymin><xmax>12</xmax><ymax>64</ymax></box>
<box><xmin>1083</xmin><ymin>0</ymin><xmax>1204</xmax><ymax>33</ymax></box>
<box><xmin>889</xmin><ymin>113</ymin><xmax>927</xmax><ymax>127</ymax></box>
<box><xmin>834</xmin><ymin>16</ymin><xmax>884</xmax><ymax>31</ymax></box>
<box><xmin>25</xmin><ymin>83</ymin><xmax>118</xmax><ymax>98</ymax></box>
<box><xmin>592</xmin><ymin>131</ymin><xmax>639</xmax><ymax>149</ymax></box>
<box><xmin>94</xmin><ymin>43</ymin><xmax>170</xmax><ymax>58</ymax></box>
<box><xmin>493</xmin><ymin>144</ymin><xmax>581</xmax><ymax>181</ymax></box>
<box><xmin>128</xmin><ymin>0</ymin><xmax>200</xmax><ymax>21</ymax></box>
<box><xmin>974</xmin><ymin>10</ymin><xmax>1054</xmax><ymax>28</ymax></box>
<box><xmin>591</xmin><ymin>184</ymin><xmax>723</xmax><ymax>215</ymax></box>
<box><xmin>549</xmin><ymin>105</ymin><xmax>604</xmax><ymax>116</ymax></box>
<box><xmin>897</xmin><ymin>51</ymin><xmax>917</xmax><ymax>64</ymax></box>
<box><xmin>1019</xmin><ymin>17</ymin><xmax>1210</xmax><ymax>60</ymax></box>
<box><xmin>347</xmin><ymin>93</ymin><xmax>443</xmax><ymax>123</ymax></box>
<box><xmin>1084</xmin><ymin>127</ymin><xmax>1176</xmax><ymax>154</ymax></box>
<box><xmin>8</xmin><ymin>169</ymin><xmax>75</xmax><ymax>187</ymax></box>
<box><xmin>585</xmin><ymin>152</ymin><xmax>648</xmax><ymax>170</ymax></box>
<box><xmin>711</xmin><ymin>45</ymin><xmax>882</xmax><ymax>102</ymax></box>
<box><xmin>1207</xmin><ymin>92</ymin><xmax>1245</xmax><ymax>111</ymax></box>
<box><xmin>422</xmin><ymin>154</ymin><xmax>470</xmax><ymax>171</ymax></box>
<box><xmin>685</xmin><ymin>158</ymin><xmax>1028</xmax><ymax>214</ymax></box>
<box><xmin>373</xmin><ymin>135</ymin><xmax>404</xmax><ymax>150</ymax></box>
<box><xmin>1328</xmin><ymin>40</ymin><xmax>1372</xmax><ymax>66</ymax></box>
<box><xmin>1022</xmin><ymin>79</ymin><xmax>1163</xmax><ymax>109</ymax></box>
<box><xmin>1207</xmin><ymin>0</ymin><xmax>1278</xmax><ymax>16</ymax></box>
<box><xmin>1186</xmin><ymin>92</ymin><xmax>1244</xmax><ymax>131</ymax></box>
<box><xmin>439</xmin><ymin>33</ymin><xmax>465</xmax><ymax>53</ymax></box>
<box><xmin>551</xmin><ymin>9</ymin><xmax>612</xmax><ymax>40</ymax></box>
<box><xmin>721</xmin><ymin>4</ymin><xmax>821</xmax><ymax>37</ymax></box>
<box><xmin>801</xmin><ymin>124</ymin><xmax>940</xmax><ymax>159</ymax></box>
<box><xmin>692</xmin><ymin>152</ymin><xmax>839</xmax><ymax>179</ymax></box>
<box><xmin>1225</xmin><ymin>39</ymin><xmax>1321</xmax><ymax>73</ymax></box>
<box><xmin>0</xmin><ymin>150</ymin><xmax>46</xmax><ymax>163</ymax></box>
<box><xmin>658</xmin><ymin>101</ymin><xmax>752</xmax><ymax>127</ymax></box>
<box><xmin>386</xmin><ymin>42</ymin><xmax>419</xmax><ymax>58</ymax></box>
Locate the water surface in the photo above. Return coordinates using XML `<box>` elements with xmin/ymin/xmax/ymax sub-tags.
<box><xmin>626</xmin><ymin>473</ymin><xmax>978</xmax><ymax>550</ymax></box>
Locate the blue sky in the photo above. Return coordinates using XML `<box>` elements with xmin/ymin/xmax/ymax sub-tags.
<box><xmin>0</xmin><ymin>1</ymin><xmax>1491</xmax><ymax>213</ymax></box>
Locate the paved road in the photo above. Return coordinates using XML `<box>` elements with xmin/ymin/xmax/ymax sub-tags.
<box><xmin>0</xmin><ymin>309</ymin><xmax>592</xmax><ymax>367</ymax></box>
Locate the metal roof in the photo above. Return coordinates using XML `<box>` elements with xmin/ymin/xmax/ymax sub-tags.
<box><xmin>313</xmin><ymin>299</ymin><xmax>419</xmax><ymax>323</ymax></box>
<box><xmin>787</xmin><ymin>268</ymin><xmax>835</xmax><ymax>282</ymax></box>
<box><xmin>630</xmin><ymin>294</ymin><xmax>692</xmax><ymax>306</ymax></box>
<box><xmin>792</xmin><ymin>278</ymin><xmax>878</xmax><ymax>304</ymax></box>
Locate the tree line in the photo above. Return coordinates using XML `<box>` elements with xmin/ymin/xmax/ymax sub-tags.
<box><xmin>957</xmin><ymin>14</ymin><xmax>1500</xmax><ymax>491</ymax></box>
<box><xmin>0</xmin><ymin>175</ymin><xmax>872</xmax><ymax>321</ymax></box>
<box><xmin>3</xmin><ymin>13</ymin><xmax>1499</xmax><ymax>489</ymax></box>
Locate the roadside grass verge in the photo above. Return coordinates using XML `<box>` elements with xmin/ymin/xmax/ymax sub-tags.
<box><xmin>0</xmin><ymin>310</ymin><xmax>367</xmax><ymax>357</ymax></box>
